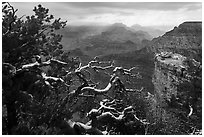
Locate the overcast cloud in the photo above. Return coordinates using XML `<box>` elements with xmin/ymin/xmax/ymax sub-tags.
<box><xmin>10</xmin><ymin>2</ymin><xmax>202</xmax><ymax>31</ymax></box>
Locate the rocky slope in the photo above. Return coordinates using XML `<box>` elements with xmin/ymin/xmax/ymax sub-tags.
<box><xmin>142</xmin><ymin>21</ymin><xmax>202</xmax><ymax>134</ymax></box>
<box><xmin>147</xmin><ymin>52</ymin><xmax>202</xmax><ymax>134</ymax></box>
<box><xmin>148</xmin><ymin>21</ymin><xmax>202</xmax><ymax>62</ymax></box>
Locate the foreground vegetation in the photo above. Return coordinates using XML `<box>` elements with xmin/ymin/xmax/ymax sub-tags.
<box><xmin>2</xmin><ymin>3</ymin><xmax>149</xmax><ymax>135</ymax></box>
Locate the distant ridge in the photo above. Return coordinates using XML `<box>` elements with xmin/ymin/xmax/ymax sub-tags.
<box><xmin>178</xmin><ymin>21</ymin><xmax>202</xmax><ymax>28</ymax></box>
<box><xmin>147</xmin><ymin>21</ymin><xmax>202</xmax><ymax>62</ymax></box>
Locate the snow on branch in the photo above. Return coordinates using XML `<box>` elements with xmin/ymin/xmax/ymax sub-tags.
<box><xmin>21</xmin><ymin>57</ymin><xmax>68</xmax><ymax>70</ymax></box>
<box><xmin>87</xmin><ymin>99</ymin><xmax>147</xmax><ymax>130</ymax></box>
<box><xmin>187</xmin><ymin>105</ymin><xmax>193</xmax><ymax>118</ymax></box>
<box><xmin>50</xmin><ymin>58</ymin><xmax>68</xmax><ymax>65</ymax></box>
<box><xmin>41</xmin><ymin>72</ymin><xmax>64</xmax><ymax>82</ymax></box>
<box><xmin>80</xmin><ymin>76</ymin><xmax>119</xmax><ymax>95</ymax></box>
<box><xmin>22</xmin><ymin>62</ymin><xmax>41</xmax><ymax>69</ymax></box>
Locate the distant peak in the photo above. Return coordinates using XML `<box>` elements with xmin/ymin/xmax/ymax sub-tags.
<box><xmin>131</xmin><ymin>24</ymin><xmax>143</xmax><ymax>27</ymax></box>
<box><xmin>111</xmin><ymin>23</ymin><xmax>127</xmax><ymax>27</ymax></box>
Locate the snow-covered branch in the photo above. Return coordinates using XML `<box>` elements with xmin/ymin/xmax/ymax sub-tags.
<box><xmin>41</xmin><ymin>72</ymin><xmax>64</xmax><ymax>82</ymax></box>
<box><xmin>80</xmin><ymin>76</ymin><xmax>119</xmax><ymax>95</ymax></box>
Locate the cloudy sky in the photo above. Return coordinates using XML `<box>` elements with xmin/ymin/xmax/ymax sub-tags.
<box><xmin>10</xmin><ymin>2</ymin><xmax>202</xmax><ymax>31</ymax></box>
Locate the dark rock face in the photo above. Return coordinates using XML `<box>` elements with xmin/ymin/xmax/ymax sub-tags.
<box><xmin>150</xmin><ymin>52</ymin><xmax>202</xmax><ymax>134</ymax></box>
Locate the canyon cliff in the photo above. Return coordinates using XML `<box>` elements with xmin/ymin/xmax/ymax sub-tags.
<box><xmin>147</xmin><ymin>50</ymin><xmax>201</xmax><ymax>134</ymax></box>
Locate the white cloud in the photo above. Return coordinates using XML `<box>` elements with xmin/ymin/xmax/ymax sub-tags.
<box><xmin>9</xmin><ymin>2</ymin><xmax>202</xmax><ymax>30</ymax></box>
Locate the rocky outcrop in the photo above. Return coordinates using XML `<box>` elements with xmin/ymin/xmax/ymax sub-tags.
<box><xmin>149</xmin><ymin>52</ymin><xmax>202</xmax><ymax>134</ymax></box>
<box><xmin>154</xmin><ymin>52</ymin><xmax>201</xmax><ymax>106</ymax></box>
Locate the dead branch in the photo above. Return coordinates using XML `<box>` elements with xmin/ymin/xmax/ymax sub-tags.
<box><xmin>22</xmin><ymin>62</ymin><xmax>40</xmax><ymax>69</ymax></box>
<box><xmin>74</xmin><ymin>59</ymin><xmax>113</xmax><ymax>73</ymax></box>
<box><xmin>88</xmin><ymin>100</ymin><xmax>135</xmax><ymax>119</ymax></box>
<box><xmin>113</xmin><ymin>66</ymin><xmax>136</xmax><ymax>74</ymax></box>
<box><xmin>98</xmin><ymin>101</ymin><xmax>120</xmax><ymax>114</ymax></box>
<box><xmin>41</xmin><ymin>72</ymin><xmax>64</xmax><ymax>82</ymax></box>
<box><xmin>50</xmin><ymin>58</ymin><xmax>68</xmax><ymax>65</ymax></box>
<box><xmin>91</xmin><ymin>64</ymin><xmax>114</xmax><ymax>71</ymax></box>
<box><xmin>80</xmin><ymin>82</ymin><xmax>113</xmax><ymax>95</ymax></box>
<box><xmin>126</xmin><ymin>87</ymin><xmax>144</xmax><ymax>93</ymax></box>
<box><xmin>102</xmin><ymin>99</ymin><xmax>116</xmax><ymax>106</ymax></box>
<box><xmin>75</xmin><ymin>63</ymin><xmax>90</xmax><ymax>72</ymax></box>
<box><xmin>80</xmin><ymin>76</ymin><xmax>119</xmax><ymax>95</ymax></box>
<box><xmin>68</xmin><ymin>58</ymin><xmax>140</xmax><ymax>97</ymax></box>
<box><xmin>95</xmin><ymin>106</ymin><xmax>140</xmax><ymax>123</ymax></box>
<box><xmin>187</xmin><ymin>105</ymin><xmax>193</xmax><ymax>118</ymax></box>
<box><xmin>21</xmin><ymin>57</ymin><xmax>67</xmax><ymax>69</ymax></box>
<box><xmin>112</xmin><ymin>66</ymin><xmax>139</xmax><ymax>78</ymax></box>
<box><xmin>78</xmin><ymin>94</ymin><xmax>95</xmax><ymax>98</ymax></box>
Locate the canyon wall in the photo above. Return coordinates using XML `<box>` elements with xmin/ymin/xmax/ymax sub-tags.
<box><xmin>147</xmin><ymin>52</ymin><xmax>202</xmax><ymax>134</ymax></box>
